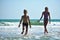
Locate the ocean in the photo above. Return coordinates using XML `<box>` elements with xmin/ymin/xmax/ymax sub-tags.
<box><xmin>0</xmin><ymin>19</ymin><xmax>60</xmax><ymax>40</ymax></box>
<box><xmin>0</xmin><ymin>19</ymin><xmax>60</xmax><ymax>26</ymax></box>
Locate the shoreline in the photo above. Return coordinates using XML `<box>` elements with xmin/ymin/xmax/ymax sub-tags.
<box><xmin>0</xmin><ymin>25</ymin><xmax>60</xmax><ymax>40</ymax></box>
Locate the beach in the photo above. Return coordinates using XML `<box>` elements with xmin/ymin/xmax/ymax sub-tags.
<box><xmin>0</xmin><ymin>19</ymin><xmax>60</xmax><ymax>40</ymax></box>
<box><xmin>0</xmin><ymin>22</ymin><xmax>60</xmax><ymax>40</ymax></box>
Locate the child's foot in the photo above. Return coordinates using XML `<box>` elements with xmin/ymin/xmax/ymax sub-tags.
<box><xmin>44</xmin><ymin>31</ymin><xmax>48</xmax><ymax>34</ymax></box>
<box><xmin>21</xmin><ymin>32</ymin><xmax>24</xmax><ymax>34</ymax></box>
<box><xmin>24</xmin><ymin>33</ymin><xmax>27</xmax><ymax>35</ymax></box>
<box><xmin>46</xmin><ymin>31</ymin><xmax>48</xmax><ymax>33</ymax></box>
<box><xmin>46</xmin><ymin>30</ymin><xmax>48</xmax><ymax>33</ymax></box>
<box><xmin>44</xmin><ymin>31</ymin><xmax>46</xmax><ymax>34</ymax></box>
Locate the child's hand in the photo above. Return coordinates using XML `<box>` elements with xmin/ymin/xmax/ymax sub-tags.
<box><xmin>18</xmin><ymin>25</ymin><xmax>20</xmax><ymax>27</ymax></box>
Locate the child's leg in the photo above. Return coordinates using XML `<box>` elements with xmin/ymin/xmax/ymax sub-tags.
<box><xmin>25</xmin><ymin>24</ymin><xmax>28</xmax><ymax>35</ymax></box>
<box><xmin>44</xmin><ymin>20</ymin><xmax>48</xmax><ymax>33</ymax></box>
<box><xmin>21</xmin><ymin>25</ymin><xmax>24</xmax><ymax>34</ymax></box>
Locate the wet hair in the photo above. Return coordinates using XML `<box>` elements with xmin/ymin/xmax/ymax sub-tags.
<box><xmin>24</xmin><ymin>9</ymin><xmax>27</xmax><ymax>13</ymax></box>
<box><xmin>45</xmin><ymin>7</ymin><xmax>48</xmax><ymax>10</ymax></box>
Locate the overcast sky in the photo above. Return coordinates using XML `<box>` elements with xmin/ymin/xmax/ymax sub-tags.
<box><xmin>0</xmin><ymin>0</ymin><xmax>60</xmax><ymax>19</ymax></box>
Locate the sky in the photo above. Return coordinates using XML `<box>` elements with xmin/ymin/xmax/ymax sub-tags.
<box><xmin>0</xmin><ymin>0</ymin><xmax>60</xmax><ymax>19</ymax></box>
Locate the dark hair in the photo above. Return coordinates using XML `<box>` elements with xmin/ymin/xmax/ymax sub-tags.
<box><xmin>24</xmin><ymin>9</ymin><xmax>27</xmax><ymax>13</ymax></box>
<box><xmin>45</xmin><ymin>7</ymin><xmax>48</xmax><ymax>10</ymax></box>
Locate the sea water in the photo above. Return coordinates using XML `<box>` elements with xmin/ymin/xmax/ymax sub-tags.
<box><xmin>0</xmin><ymin>19</ymin><xmax>60</xmax><ymax>40</ymax></box>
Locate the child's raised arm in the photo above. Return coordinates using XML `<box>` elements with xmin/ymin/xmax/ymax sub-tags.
<box><xmin>38</xmin><ymin>13</ymin><xmax>44</xmax><ymax>22</ymax></box>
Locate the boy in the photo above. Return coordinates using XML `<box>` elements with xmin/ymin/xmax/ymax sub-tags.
<box><xmin>18</xmin><ymin>9</ymin><xmax>31</xmax><ymax>35</ymax></box>
<box><xmin>38</xmin><ymin>7</ymin><xmax>51</xmax><ymax>33</ymax></box>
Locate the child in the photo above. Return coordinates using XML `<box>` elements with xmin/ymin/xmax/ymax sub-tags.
<box><xmin>38</xmin><ymin>7</ymin><xmax>51</xmax><ymax>33</ymax></box>
<box><xmin>18</xmin><ymin>9</ymin><xmax>31</xmax><ymax>35</ymax></box>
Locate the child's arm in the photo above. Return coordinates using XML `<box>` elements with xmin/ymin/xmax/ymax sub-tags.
<box><xmin>28</xmin><ymin>16</ymin><xmax>31</xmax><ymax>28</ymax></box>
<box><xmin>18</xmin><ymin>16</ymin><xmax>23</xmax><ymax>27</ymax></box>
<box><xmin>38</xmin><ymin>13</ymin><xmax>43</xmax><ymax>22</ymax></box>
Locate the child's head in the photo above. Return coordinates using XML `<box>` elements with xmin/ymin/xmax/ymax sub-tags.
<box><xmin>24</xmin><ymin>9</ymin><xmax>27</xmax><ymax>15</ymax></box>
<box><xmin>45</xmin><ymin>7</ymin><xmax>48</xmax><ymax>12</ymax></box>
